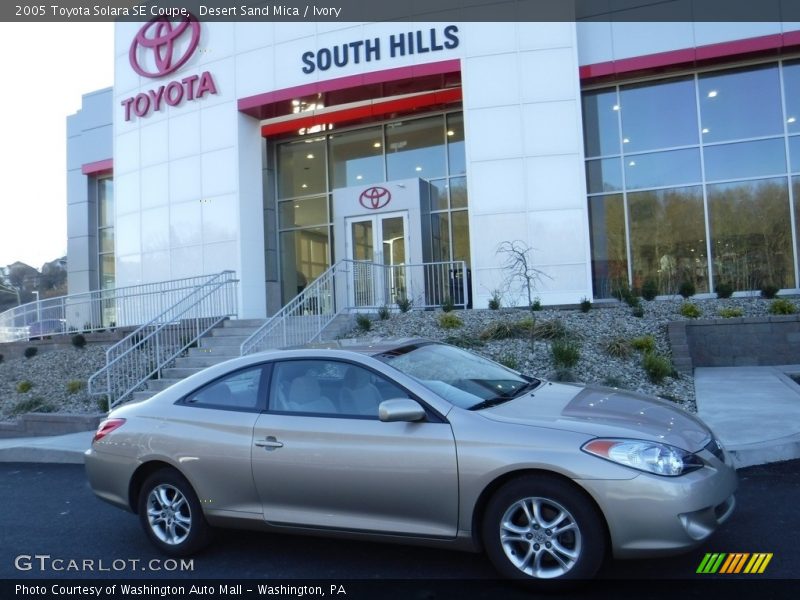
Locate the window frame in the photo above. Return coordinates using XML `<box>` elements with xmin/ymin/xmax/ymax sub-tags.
<box><xmin>176</xmin><ymin>364</ymin><xmax>270</xmax><ymax>413</ymax></box>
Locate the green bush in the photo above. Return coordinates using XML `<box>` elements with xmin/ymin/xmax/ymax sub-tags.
<box><xmin>488</xmin><ymin>290</ymin><xmax>501</xmax><ymax>310</ymax></box>
<box><xmin>551</xmin><ymin>368</ymin><xmax>576</xmax><ymax>382</ymax></box>
<box><xmin>631</xmin><ymin>306</ymin><xmax>645</xmax><ymax>318</ymax></box>
<box><xmin>760</xmin><ymin>284</ymin><xmax>780</xmax><ymax>299</ymax></box>
<box><xmin>497</xmin><ymin>354</ymin><xmax>519</xmax><ymax>370</ymax></box>
<box><xmin>718</xmin><ymin>307</ymin><xmax>744</xmax><ymax>318</ymax></box>
<box><xmin>769</xmin><ymin>298</ymin><xmax>797</xmax><ymax>315</ymax></box>
<box><xmin>10</xmin><ymin>397</ymin><xmax>55</xmax><ymax>416</ymax></box>
<box><xmin>579</xmin><ymin>298</ymin><xmax>592</xmax><ymax>313</ymax></box>
<box><xmin>438</xmin><ymin>313</ymin><xmax>463</xmax><ymax>329</ymax></box>
<box><xmin>444</xmin><ymin>334</ymin><xmax>484</xmax><ymax>349</ymax></box>
<box><xmin>96</xmin><ymin>395</ymin><xmax>110</xmax><ymax>412</ymax></box>
<box><xmin>396</xmin><ymin>296</ymin><xmax>413</xmax><ymax>313</ymax></box>
<box><xmin>16</xmin><ymin>380</ymin><xmax>33</xmax><ymax>393</ymax></box>
<box><xmin>530</xmin><ymin>298</ymin><xmax>542</xmax><ymax>311</ymax></box>
<box><xmin>679</xmin><ymin>302</ymin><xmax>702</xmax><ymax>319</ymax></box>
<box><xmin>605</xmin><ymin>338</ymin><xmax>631</xmax><ymax>359</ymax></box>
<box><xmin>630</xmin><ymin>335</ymin><xmax>656</xmax><ymax>353</ymax></box>
<box><xmin>551</xmin><ymin>339</ymin><xmax>580</xmax><ymax>369</ymax></box>
<box><xmin>441</xmin><ymin>297</ymin><xmax>455</xmax><ymax>313</ymax></box>
<box><xmin>678</xmin><ymin>280</ymin><xmax>696</xmax><ymax>299</ymax></box>
<box><xmin>515</xmin><ymin>317</ymin><xmax>536</xmax><ymax>335</ymax></box>
<box><xmin>479</xmin><ymin>321</ymin><xmax>517</xmax><ymax>341</ymax></box>
<box><xmin>377</xmin><ymin>305</ymin><xmax>391</xmax><ymax>320</ymax></box>
<box><xmin>534</xmin><ymin>319</ymin><xmax>568</xmax><ymax>340</ymax></box>
<box><xmin>642</xmin><ymin>352</ymin><xmax>673</xmax><ymax>383</ymax></box>
<box><xmin>24</xmin><ymin>347</ymin><xmax>38</xmax><ymax>359</ymax></box>
<box><xmin>715</xmin><ymin>282</ymin><xmax>734</xmax><ymax>299</ymax></box>
<box><xmin>355</xmin><ymin>314</ymin><xmax>372</xmax><ymax>332</ymax></box>
<box><xmin>641</xmin><ymin>279</ymin><xmax>659</xmax><ymax>301</ymax></box>
<box><xmin>71</xmin><ymin>333</ymin><xmax>87</xmax><ymax>348</ymax></box>
<box><xmin>66</xmin><ymin>380</ymin><xmax>85</xmax><ymax>394</ymax></box>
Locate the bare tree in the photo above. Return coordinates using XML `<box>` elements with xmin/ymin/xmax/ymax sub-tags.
<box><xmin>496</xmin><ymin>240</ymin><xmax>551</xmax><ymax>308</ymax></box>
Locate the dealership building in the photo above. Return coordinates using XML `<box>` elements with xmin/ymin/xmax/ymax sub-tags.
<box><xmin>67</xmin><ymin>17</ymin><xmax>800</xmax><ymax>319</ymax></box>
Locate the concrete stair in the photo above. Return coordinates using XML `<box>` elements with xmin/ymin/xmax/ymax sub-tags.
<box><xmin>131</xmin><ymin>313</ymin><xmax>355</xmax><ymax>401</ymax></box>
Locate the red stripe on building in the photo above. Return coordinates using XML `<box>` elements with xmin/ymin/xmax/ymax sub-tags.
<box><xmin>81</xmin><ymin>159</ymin><xmax>113</xmax><ymax>176</ymax></box>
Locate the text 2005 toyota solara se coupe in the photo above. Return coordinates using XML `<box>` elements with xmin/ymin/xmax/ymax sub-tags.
<box><xmin>86</xmin><ymin>338</ymin><xmax>736</xmax><ymax>581</ymax></box>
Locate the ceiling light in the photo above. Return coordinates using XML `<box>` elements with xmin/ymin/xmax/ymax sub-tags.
<box><xmin>306</xmin><ymin>153</ymin><xmax>314</xmax><ymax>159</ymax></box>
<box><xmin>623</xmin><ymin>138</ymin><xmax>630</xmax><ymax>144</ymax></box>
<box><xmin>789</xmin><ymin>117</ymin><xmax>797</xmax><ymax>124</ymax></box>
<box><xmin>294</xmin><ymin>204</ymin><xmax>300</xmax><ymax>208</ymax></box>
<box><xmin>702</xmin><ymin>128</ymin><xmax>710</xmax><ymax>134</ymax></box>
<box><xmin>707</xmin><ymin>90</ymin><xmax>718</xmax><ymax>98</ymax></box>
<box><xmin>301</xmin><ymin>184</ymin><xmax>308</xmax><ymax>189</ymax></box>
<box><xmin>373</xmin><ymin>142</ymin><xmax>381</xmax><ymax>148</ymax></box>
<box><xmin>415</xmin><ymin>166</ymin><xmax>422</xmax><ymax>172</ymax></box>
<box><xmin>291</xmin><ymin>100</ymin><xmax>300</xmax><ymax>106</ymax></box>
<box><xmin>356</xmin><ymin>175</ymin><xmax>363</xmax><ymax>180</ymax></box>
<box><xmin>628</xmin><ymin>161</ymin><xmax>636</xmax><ymax>167</ymax></box>
<box><xmin>612</xmin><ymin>104</ymin><xmax>620</xmax><ymax>111</ymax></box>
<box><xmin>447</xmin><ymin>130</ymin><xmax>455</xmax><ymax>136</ymax></box>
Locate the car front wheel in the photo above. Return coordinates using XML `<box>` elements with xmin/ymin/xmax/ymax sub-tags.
<box><xmin>138</xmin><ymin>469</ymin><xmax>210</xmax><ymax>556</ymax></box>
<box><xmin>482</xmin><ymin>476</ymin><xmax>607</xmax><ymax>581</ymax></box>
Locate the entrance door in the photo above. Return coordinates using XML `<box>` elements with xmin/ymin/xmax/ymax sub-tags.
<box><xmin>345</xmin><ymin>212</ymin><xmax>409</xmax><ymax>308</ymax></box>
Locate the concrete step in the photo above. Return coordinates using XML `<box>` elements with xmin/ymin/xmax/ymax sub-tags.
<box><xmin>201</xmin><ymin>335</ymin><xmax>249</xmax><ymax>347</ymax></box>
<box><xmin>162</xmin><ymin>367</ymin><xmax>206</xmax><ymax>379</ymax></box>
<box><xmin>147</xmin><ymin>378</ymin><xmax>183</xmax><ymax>392</ymax></box>
<box><xmin>133</xmin><ymin>390</ymin><xmax>158</xmax><ymax>402</ymax></box>
<box><xmin>174</xmin><ymin>355</ymin><xmax>238</xmax><ymax>368</ymax></box>
<box><xmin>189</xmin><ymin>345</ymin><xmax>245</xmax><ymax>357</ymax></box>
<box><xmin>222</xmin><ymin>319</ymin><xmax>266</xmax><ymax>329</ymax></box>
<box><xmin>211</xmin><ymin>326</ymin><xmax>264</xmax><ymax>337</ymax></box>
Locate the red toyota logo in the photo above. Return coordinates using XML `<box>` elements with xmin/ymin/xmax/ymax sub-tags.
<box><xmin>129</xmin><ymin>15</ymin><xmax>201</xmax><ymax>78</ymax></box>
<box><xmin>359</xmin><ymin>186</ymin><xmax>392</xmax><ymax>210</ymax></box>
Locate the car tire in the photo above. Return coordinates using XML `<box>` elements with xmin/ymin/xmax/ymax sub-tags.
<box><xmin>482</xmin><ymin>475</ymin><xmax>607</xmax><ymax>581</ymax></box>
<box><xmin>137</xmin><ymin>468</ymin><xmax>210</xmax><ymax>556</ymax></box>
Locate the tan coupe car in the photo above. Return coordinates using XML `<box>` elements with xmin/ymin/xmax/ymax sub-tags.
<box><xmin>85</xmin><ymin>338</ymin><xmax>737</xmax><ymax>581</ymax></box>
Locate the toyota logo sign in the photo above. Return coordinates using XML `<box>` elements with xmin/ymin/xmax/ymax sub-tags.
<box><xmin>359</xmin><ymin>186</ymin><xmax>392</xmax><ymax>210</ymax></box>
<box><xmin>129</xmin><ymin>15</ymin><xmax>201</xmax><ymax>78</ymax></box>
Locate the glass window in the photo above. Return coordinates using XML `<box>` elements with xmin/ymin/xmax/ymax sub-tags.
<box><xmin>386</xmin><ymin>116</ymin><xmax>446</xmax><ymax>180</ymax></box>
<box><xmin>586</xmin><ymin>157</ymin><xmax>623</xmax><ymax>194</ymax></box>
<box><xmin>783</xmin><ymin>61</ymin><xmax>800</xmax><ymax>135</ymax></box>
<box><xmin>619</xmin><ymin>76</ymin><xmax>698</xmax><ymax>152</ymax></box>
<box><xmin>277</xmin><ymin>138</ymin><xmax>327</xmax><ymax>198</ymax></box>
<box><xmin>99</xmin><ymin>254</ymin><xmax>115</xmax><ymax>290</ymax></box>
<box><xmin>628</xmin><ymin>187</ymin><xmax>708</xmax><ymax>295</ymax></box>
<box><xmin>280</xmin><ymin>226</ymin><xmax>330</xmax><ymax>304</ymax></box>
<box><xmin>624</xmin><ymin>148</ymin><xmax>702</xmax><ymax>190</ymax></box>
<box><xmin>269</xmin><ymin>360</ymin><xmax>409</xmax><ymax>417</ymax></box>
<box><xmin>446</xmin><ymin>113</ymin><xmax>466</xmax><ymax>175</ymax></box>
<box><xmin>184</xmin><ymin>366</ymin><xmax>263</xmax><ymax>410</ymax></box>
<box><xmin>699</xmin><ymin>65</ymin><xmax>783</xmax><ymax>143</ymax></box>
<box><xmin>278</xmin><ymin>195</ymin><xmax>328</xmax><ymax>228</ymax></box>
<box><xmin>98</xmin><ymin>178</ymin><xmax>114</xmax><ymax>227</ymax></box>
<box><xmin>582</xmin><ymin>89</ymin><xmax>620</xmax><ymax>158</ymax></box>
<box><xmin>429</xmin><ymin>180</ymin><xmax>449</xmax><ymax>211</ymax></box>
<box><xmin>99</xmin><ymin>228</ymin><xmax>114</xmax><ymax>253</ymax></box>
<box><xmin>450</xmin><ymin>177</ymin><xmax>468</xmax><ymax>209</ymax></box>
<box><xmin>451</xmin><ymin>210</ymin><xmax>471</xmax><ymax>266</ymax></box>
<box><xmin>788</xmin><ymin>136</ymin><xmax>800</xmax><ymax>173</ymax></box>
<box><xmin>704</xmin><ymin>139</ymin><xmax>787</xmax><ymax>182</ymax></box>
<box><xmin>707</xmin><ymin>178</ymin><xmax>795</xmax><ymax>290</ymax></box>
<box><xmin>328</xmin><ymin>127</ymin><xmax>384</xmax><ymax>189</ymax></box>
<box><xmin>588</xmin><ymin>194</ymin><xmax>628</xmax><ymax>299</ymax></box>
<box><xmin>431</xmin><ymin>213</ymin><xmax>450</xmax><ymax>262</ymax></box>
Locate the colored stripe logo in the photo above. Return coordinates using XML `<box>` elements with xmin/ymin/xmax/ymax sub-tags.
<box><xmin>697</xmin><ymin>553</ymin><xmax>773</xmax><ymax>574</ymax></box>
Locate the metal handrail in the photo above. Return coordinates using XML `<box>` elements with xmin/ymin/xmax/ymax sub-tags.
<box><xmin>0</xmin><ymin>273</ymin><xmax>236</xmax><ymax>343</ymax></box>
<box><xmin>88</xmin><ymin>271</ymin><xmax>238</xmax><ymax>409</ymax></box>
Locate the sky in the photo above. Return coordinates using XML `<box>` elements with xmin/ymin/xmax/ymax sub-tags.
<box><xmin>0</xmin><ymin>22</ymin><xmax>115</xmax><ymax>270</ymax></box>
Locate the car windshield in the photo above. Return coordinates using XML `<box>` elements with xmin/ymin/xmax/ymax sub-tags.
<box><xmin>377</xmin><ymin>343</ymin><xmax>540</xmax><ymax>410</ymax></box>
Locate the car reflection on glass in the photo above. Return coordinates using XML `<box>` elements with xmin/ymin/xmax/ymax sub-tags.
<box><xmin>85</xmin><ymin>338</ymin><xmax>737</xmax><ymax>582</ymax></box>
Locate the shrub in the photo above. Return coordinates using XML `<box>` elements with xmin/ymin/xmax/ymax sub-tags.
<box><xmin>642</xmin><ymin>352</ymin><xmax>673</xmax><ymax>383</ymax></box>
<box><xmin>479</xmin><ymin>321</ymin><xmax>517</xmax><ymax>341</ymax></box>
<box><xmin>71</xmin><ymin>333</ymin><xmax>87</xmax><ymax>348</ymax></box>
<box><xmin>515</xmin><ymin>317</ymin><xmax>536</xmax><ymax>335</ymax></box>
<box><xmin>678</xmin><ymin>280</ymin><xmax>696</xmax><ymax>299</ymax></box>
<box><xmin>377</xmin><ymin>305</ymin><xmax>391</xmax><ymax>320</ymax></box>
<box><xmin>760</xmin><ymin>284</ymin><xmax>780</xmax><ymax>299</ymax></box>
<box><xmin>441</xmin><ymin>297</ymin><xmax>455</xmax><ymax>313</ymax></box>
<box><xmin>24</xmin><ymin>347</ymin><xmax>38</xmax><ymax>359</ymax></box>
<box><xmin>444</xmin><ymin>334</ymin><xmax>484</xmax><ymax>349</ymax></box>
<box><xmin>715</xmin><ymin>282</ymin><xmax>734</xmax><ymax>299</ymax></box>
<box><xmin>534</xmin><ymin>319</ymin><xmax>568</xmax><ymax>340</ymax></box>
<box><xmin>396</xmin><ymin>296</ymin><xmax>413</xmax><ymax>313</ymax></box>
<box><xmin>631</xmin><ymin>306</ymin><xmax>645</xmax><ymax>318</ymax></box>
<box><xmin>530</xmin><ymin>298</ymin><xmax>543</xmax><ymax>311</ymax></box>
<box><xmin>551</xmin><ymin>339</ymin><xmax>580</xmax><ymax>369</ymax></box>
<box><xmin>551</xmin><ymin>368</ymin><xmax>576</xmax><ymax>382</ymax></box>
<box><xmin>679</xmin><ymin>302</ymin><xmax>702</xmax><ymax>319</ymax></box>
<box><xmin>497</xmin><ymin>354</ymin><xmax>519</xmax><ymax>370</ymax></box>
<box><xmin>605</xmin><ymin>338</ymin><xmax>631</xmax><ymax>359</ymax></box>
<box><xmin>641</xmin><ymin>279</ymin><xmax>659</xmax><ymax>301</ymax></box>
<box><xmin>438</xmin><ymin>313</ymin><xmax>463</xmax><ymax>330</ymax></box>
<box><xmin>630</xmin><ymin>335</ymin><xmax>656</xmax><ymax>353</ymax></box>
<box><xmin>96</xmin><ymin>395</ymin><xmax>110</xmax><ymax>412</ymax></box>
<box><xmin>579</xmin><ymin>297</ymin><xmax>592</xmax><ymax>313</ymax></box>
<box><xmin>769</xmin><ymin>298</ymin><xmax>797</xmax><ymax>315</ymax></box>
<box><xmin>718</xmin><ymin>307</ymin><xmax>744</xmax><ymax>318</ymax></box>
<box><xmin>488</xmin><ymin>290</ymin><xmax>502</xmax><ymax>310</ymax></box>
<box><xmin>355</xmin><ymin>314</ymin><xmax>372</xmax><ymax>332</ymax></box>
<box><xmin>10</xmin><ymin>397</ymin><xmax>55</xmax><ymax>416</ymax></box>
<box><xmin>16</xmin><ymin>380</ymin><xmax>33</xmax><ymax>393</ymax></box>
<box><xmin>66</xmin><ymin>380</ymin><xmax>85</xmax><ymax>394</ymax></box>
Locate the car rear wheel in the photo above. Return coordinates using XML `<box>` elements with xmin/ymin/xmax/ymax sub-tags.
<box><xmin>138</xmin><ymin>469</ymin><xmax>210</xmax><ymax>556</ymax></box>
<box><xmin>482</xmin><ymin>476</ymin><xmax>606</xmax><ymax>581</ymax></box>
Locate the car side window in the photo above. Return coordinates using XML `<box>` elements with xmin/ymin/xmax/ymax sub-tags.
<box><xmin>183</xmin><ymin>366</ymin><xmax>264</xmax><ymax>410</ymax></box>
<box><xmin>270</xmin><ymin>360</ymin><xmax>411</xmax><ymax>418</ymax></box>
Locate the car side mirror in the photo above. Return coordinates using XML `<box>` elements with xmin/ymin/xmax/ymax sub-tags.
<box><xmin>379</xmin><ymin>399</ymin><xmax>426</xmax><ymax>423</ymax></box>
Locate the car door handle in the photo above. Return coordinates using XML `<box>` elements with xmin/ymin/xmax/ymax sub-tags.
<box><xmin>254</xmin><ymin>436</ymin><xmax>283</xmax><ymax>450</ymax></box>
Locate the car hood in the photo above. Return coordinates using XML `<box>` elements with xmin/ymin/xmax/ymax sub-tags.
<box><xmin>480</xmin><ymin>381</ymin><xmax>712</xmax><ymax>452</ymax></box>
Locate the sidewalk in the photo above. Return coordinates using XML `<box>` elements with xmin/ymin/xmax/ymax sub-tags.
<box><xmin>695</xmin><ymin>365</ymin><xmax>800</xmax><ymax>468</ymax></box>
<box><xmin>0</xmin><ymin>366</ymin><xmax>799</xmax><ymax>467</ymax></box>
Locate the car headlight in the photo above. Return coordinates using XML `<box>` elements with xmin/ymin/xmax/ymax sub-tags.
<box><xmin>582</xmin><ymin>438</ymin><xmax>704</xmax><ymax>477</ymax></box>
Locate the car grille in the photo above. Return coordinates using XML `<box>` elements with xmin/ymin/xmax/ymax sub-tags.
<box><xmin>705</xmin><ymin>438</ymin><xmax>725</xmax><ymax>462</ymax></box>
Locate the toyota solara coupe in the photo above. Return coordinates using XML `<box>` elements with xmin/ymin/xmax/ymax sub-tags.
<box><xmin>85</xmin><ymin>338</ymin><xmax>737</xmax><ymax>581</ymax></box>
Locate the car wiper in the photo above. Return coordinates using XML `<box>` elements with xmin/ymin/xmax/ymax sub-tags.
<box><xmin>468</xmin><ymin>396</ymin><xmax>514</xmax><ymax>411</ymax></box>
<box><xmin>512</xmin><ymin>379</ymin><xmax>542</xmax><ymax>398</ymax></box>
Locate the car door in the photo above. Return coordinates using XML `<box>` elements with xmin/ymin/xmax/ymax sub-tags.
<box><xmin>251</xmin><ymin>358</ymin><xmax>459</xmax><ymax>538</ymax></box>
